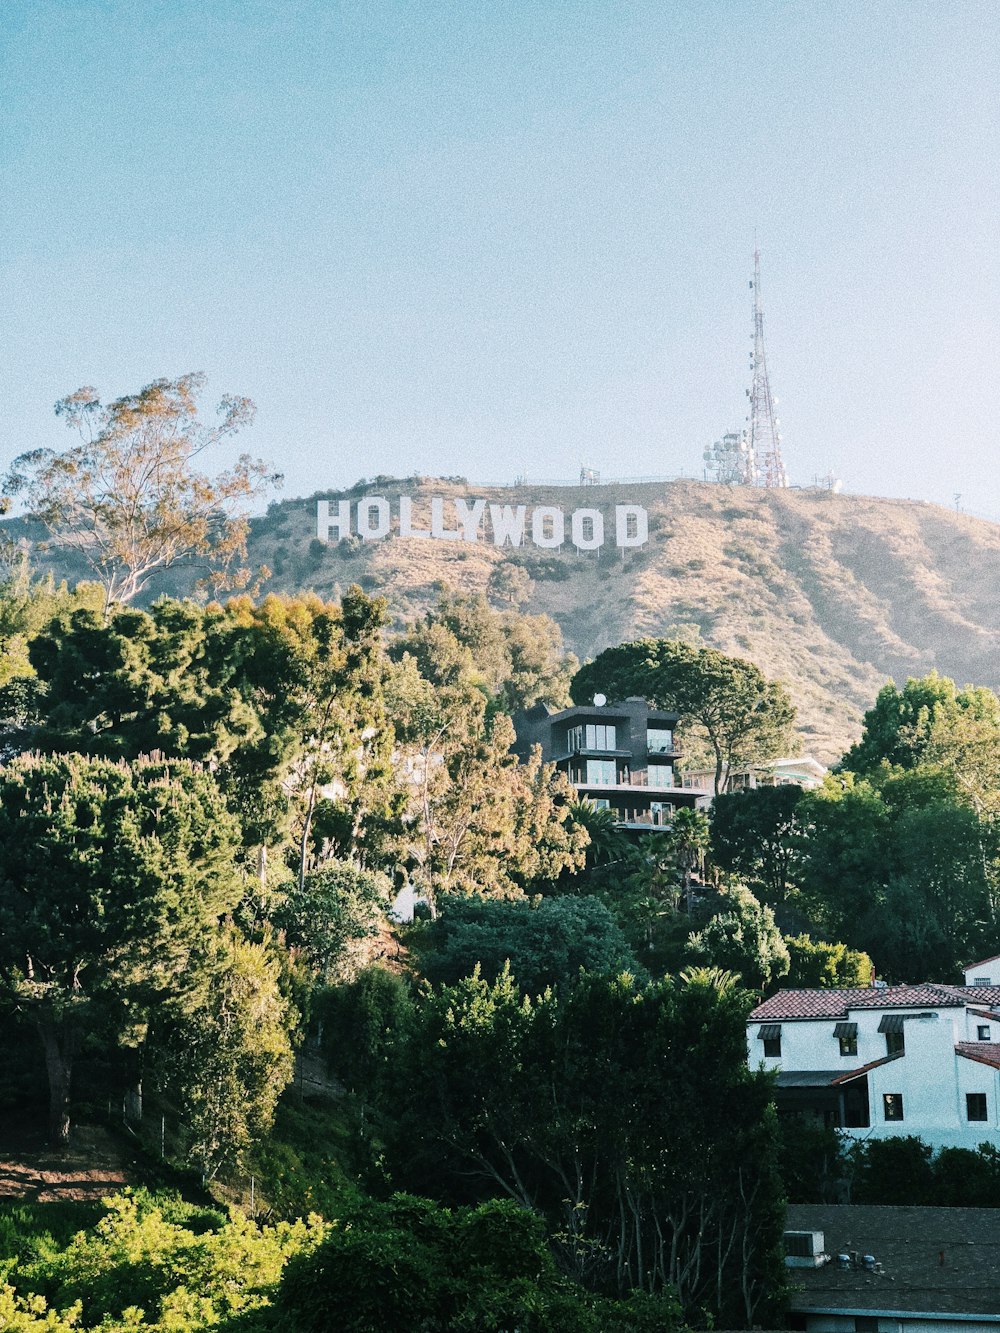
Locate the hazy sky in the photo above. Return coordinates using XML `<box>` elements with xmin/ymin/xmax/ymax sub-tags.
<box><xmin>4</xmin><ymin>1</ymin><xmax>999</xmax><ymax>514</ymax></box>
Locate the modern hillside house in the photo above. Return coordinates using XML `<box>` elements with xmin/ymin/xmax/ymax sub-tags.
<box><xmin>749</xmin><ymin>962</ymin><xmax>1000</xmax><ymax>1151</ymax></box>
<box><xmin>511</xmin><ymin>698</ymin><xmax>703</xmax><ymax>830</ymax></box>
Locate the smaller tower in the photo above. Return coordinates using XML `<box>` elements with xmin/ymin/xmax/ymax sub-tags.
<box><xmin>746</xmin><ymin>248</ymin><xmax>787</xmax><ymax>488</ymax></box>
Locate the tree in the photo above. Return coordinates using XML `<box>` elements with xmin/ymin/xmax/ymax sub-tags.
<box><xmin>5</xmin><ymin>373</ymin><xmax>277</xmax><ymax>613</ymax></box>
<box><xmin>275</xmin><ymin>1193</ymin><xmax>684</xmax><ymax>1333</ymax></box>
<box><xmin>685</xmin><ymin>884</ymin><xmax>790</xmax><ymax>992</ymax></box>
<box><xmin>18</xmin><ymin>588</ymin><xmax>404</xmax><ymax>884</ymax></box>
<box><xmin>380</xmin><ymin>967</ymin><xmax>786</xmax><ymax>1325</ymax></box>
<box><xmin>416</xmin><ymin>895</ymin><xmax>638</xmax><ymax>994</ymax></box>
<box><xmin>0</xmin><ymin>754</ymin><xmax>242</xmax><ymax>1144</ymax></box>
<box><xmin>150</xmin><ymin>932</ymin><xmax>295</xmax><ymax>1181</ymax></box>
<box><xmin>840</xmin><ymin>671</ymin><xmax>1000</xmax><ymax>777</ymax></box>
<box><xmin>667</xmin><ymin>805</ymin><xmax>710</xmax><ymax>911</ymax></box>
<box><xmin>391</xmin><ymin>586</ymin><xmax>576</xmax><ymax>713</ymax></box>
<box><xmin>711</xmin><ymin>785</ymin><xmax>804</xmax><ymax>902</ymax></box>
<box><xmin>783</xmin><ymin>934</ymin><xmax>873</xmax><ymax>989</ymax></box>
<box><xmin>391</xmin><ymin>672</ymin><xmax>585</xmax><ymax>916</ymax></box>
<box><xmin>270</xmin><ymin>862</ymin><xmax>394</xmax><ymax>984</ymax></box>
<box><xmin>571</xmin><ymin>639</ymin><xmax>797</xmax><ymax>794</ymax></box>
<box><xmin>796</xmin><ymin>768</ymin><xmax>1000</xmax><ymax>981</ymax></box>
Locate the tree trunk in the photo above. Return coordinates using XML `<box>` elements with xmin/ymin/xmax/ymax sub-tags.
<box><xmin>37</xmin><ymin>1016</ymin><xmax>74</xmax><ymax>1148</ymax></box>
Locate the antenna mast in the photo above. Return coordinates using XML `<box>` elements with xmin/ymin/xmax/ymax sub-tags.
<box><xmin>746</xmin><ymin>247</ymin><xmax>787</xmax><ymax>487</ymax></box>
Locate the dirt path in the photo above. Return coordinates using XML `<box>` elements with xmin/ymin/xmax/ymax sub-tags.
<box><xmin>0</xmin><ymin>1122</ymin><xmax>136</xmax><ymax>1204</ymax></box>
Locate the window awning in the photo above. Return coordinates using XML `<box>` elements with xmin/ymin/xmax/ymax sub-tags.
<box><xmin>758</xmin><ymin>1024</ymin><xmax>782</xmax><ymax>1040</ymax></box>
<box><xmin>878</xmin><ymin>1015</ymin><xmax>905</xmax><ymax>1034</ymax></box>
<box><xmin>834</xmin><ymin>1022</ymin><xmax>857</xmax><ymax>1038</ymax></box>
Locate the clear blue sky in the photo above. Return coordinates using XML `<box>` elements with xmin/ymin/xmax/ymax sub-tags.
<box><xmin>4</xmin><ymin>1</ymin><xmax>999</xmax><ymax>513</ymax></box>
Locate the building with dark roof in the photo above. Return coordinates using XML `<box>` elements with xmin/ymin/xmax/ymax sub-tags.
<box><xmin>784</xmin><ymin>1204</ymin><xmax>1000</xmax><ymax>1331</ymax></box>
<box><xmin>511</xmin><ymin>697</ymin><xmax>703</xmax><ymax>830</ymax></box>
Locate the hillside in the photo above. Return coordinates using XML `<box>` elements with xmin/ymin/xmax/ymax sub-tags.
<box><xmin>14</xmin><ymin>478</ymin><xmax>1000</xmax><ymax>761</ymax></box>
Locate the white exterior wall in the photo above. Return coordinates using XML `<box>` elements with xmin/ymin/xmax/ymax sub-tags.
<box><xmin>964</xmin><ymin>959</ymin><xmax>1000</xmax><ymax>985</ymax></box>
<box><xmin>749</xmin><ymin>1006</ymin><xmax>1000</xmax><ymax>1151</ymax></box>
<box><xmin>748</xmin><ymin>1008</ymin><xmax>947</xmax><ymax>1074</ymax></box>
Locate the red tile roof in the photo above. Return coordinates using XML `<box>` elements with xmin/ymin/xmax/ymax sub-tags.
<box><xmin>830</xmin><ymin>1050</ymin><xmax>905</xmax><ymax>1085</ymax></box>
<box><xmin>750</xmin><ymin>984</ymin><xmax>978</xmax><ymax>1021</ymax></box>
<box><xmin>956</xmin><ymin>1042</ymin><xmax>1000</xmax><ymax>1070</ymax></box>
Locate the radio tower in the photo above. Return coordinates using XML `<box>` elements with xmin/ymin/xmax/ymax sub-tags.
<box><xmin>746</xmin><ymin>247</ymin><xmax>788</xmax><ymax>487</ymax></box>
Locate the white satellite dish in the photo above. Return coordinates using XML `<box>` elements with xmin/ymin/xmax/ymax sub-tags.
<box><xmin>594</xmin><ymin>693</ymin><xmax>607</xmax><ymax>707</ymax></box>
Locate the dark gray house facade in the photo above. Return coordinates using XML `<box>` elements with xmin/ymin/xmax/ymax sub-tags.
<box><xmin>512</xmin><ymin>698</ymin><xmax>702</xmax><ymax>830</ymax></box>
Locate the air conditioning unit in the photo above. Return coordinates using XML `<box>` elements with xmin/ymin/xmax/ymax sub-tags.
<box><xmin>783</xmin><ymin>1230</ymin><xmax>827</xmax><ymax>1267</ymax></box>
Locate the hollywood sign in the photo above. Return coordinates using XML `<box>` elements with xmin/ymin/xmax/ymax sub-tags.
<box><xmin>316</xmin><ymin>496</ymin><xmax>649</xmax><ymax>551</ymax></box>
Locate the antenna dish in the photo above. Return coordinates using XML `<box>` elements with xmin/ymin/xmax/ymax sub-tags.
<box><xmin>594</xmin><ymin>693</ymin><xmax>607</xmax><ymax>707</ymax></box>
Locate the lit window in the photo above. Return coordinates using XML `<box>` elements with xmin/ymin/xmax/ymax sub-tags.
<box><xmin>978</xmin><ymin>1025</ymin><xmax>991</xmax><ymax>1041</ymax></box>
<box><xmin>839</xmin><ymin>1034</ymin><xmax>858</xmax><ymax>1057</ymax></box>
<box><xmin>883</xmin><ymin>1093</ymin><xmax>904</xmax><ymax>1121</ymax></box>
<box><xmin>967</xmin><ymin>1093</ymin><xmax>988</xmax><ymax>1122</ymax></box>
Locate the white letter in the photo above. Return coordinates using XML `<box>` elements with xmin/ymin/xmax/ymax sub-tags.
<box><xmin>616</xmin><ymin>504</ymin><xmax>648</xmax><ymax>548</ymax></box>
<box><xmin>489</xmin><ymin>504</ymin><xmax>527</xmax><ymax>547</ymax></box>
<box><xmin>571</xmin><ymin>508</ymin><xmax>604</xmax><ymax>551</ymax></box>
<box><xmin>357</xmin><ymin>497</ymin><xmax>390</xmax><ymax>541</ymax></box>
<box><xmin>454</xmin><ymin>497</ymin><xmax>486</xmax><ymax>543</ymax></box>
<box><xmin>399</xmin><ymin>496</ymin><xmax>430</xmax><ymax>539</ymax></box>
<box><xmin>532</xmin><ymin>506</ymin><xmax>564</xmax><ymax>549</ymax></box>
<box><xmin>431</xmin><ymin>498</ymin><xmax>460</xmax><ymax>541</ymax></box>
<box><xmin>316</xmin><ymin>499</ymin><xmax>351</xmax><ymax>543</ymax></box>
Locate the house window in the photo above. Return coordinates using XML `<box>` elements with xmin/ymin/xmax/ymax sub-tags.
<box><xmin>974</xmin><ymin>976</ymin><xmax>992</xmax><ymax>986</ymax></box>
<box><xmin>978</xmin><ymin>1025</ymin><xmax>991</xmax><ymax>1041</ymax></box>
<box><xmin>650</xmin><ymin>801</ymin><xmax>672</xmax><ymax>827</ymax></box>
<box><xmin>592</xmin><ymin>798</ymin><xmax>610</xmax><ymax>811</ymax></box>
<box><xmin>758</xmin><ymin>1024</ymin><xmax>781</xmax><ymax>1058</ymax></box>
<box><xmin>854</xmin><ymin>1319</ymin><xmax>879</xmax><ymax>1333</ymax></box>
<box><xmin>834</xmin><ymin>1022</ymin><xmax>858</xmax><ymax>1057</ymax></box>
<box><xmin>647</xmin><ymin>727</ymin><xmax>673</xmax><ymax>754</ymax></box>
<box><xmin>584</xmin><ymin>759</ymin><xmax>617</xmax><ymax>785</ymax></box>
<box><xmin>967</xmin><ymin>1093</ymin><xmax>988</xmax><ymax>1122</ymax></box>
<box><xmin>585</xmin><ymin>723</ymin><xmax>617</xmax><ymax>750</ymax></box>
<box><xmin>647</xmin><ymin>764</ymin><xmax>674</xmax><ymax>787</ymax></box>
<box><xmin>883</xmin><ymin>1093</ymin><xmax>904</xmax><ymax>1121</ymax></box>
<box><xmin>878</xmin><ymin>1013</ymin><xmax>908</xmax><ymax>1054</ymax></box>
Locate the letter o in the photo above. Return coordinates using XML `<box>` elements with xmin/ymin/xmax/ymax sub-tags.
<box><xmin>531</xmin><ymin>506</ymin><xmax>565</xmax><ymax>549</ymax></box>
<box><xmin>357</xmin><ymin>497</ymin><xmax>390</xmax><ymax>541</ymax></box>
<box><xmin>571</xmin><ymin>508</ymin><xmax>604</xmax><ymax>551</ymax></box>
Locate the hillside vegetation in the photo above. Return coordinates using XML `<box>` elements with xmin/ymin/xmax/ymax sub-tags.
<box><xmin>16</xmin><ymin>477</ymin><xmax>1000</xmax><ymax>759</ymax></box>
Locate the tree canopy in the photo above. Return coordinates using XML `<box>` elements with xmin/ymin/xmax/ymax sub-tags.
<box><xmin>0</xmin><ymin>754</ymin><xmax>244</xmax><ymax>1143</ymax></box>
<box><xmin>5</xmin><ymin>373</ymin><xmax>278</xmax><ymax>612</ymax></box>
<box><xmin>571</xmin><ymin>638</ymin><xmax>797</xmax><ymax>793</ymax></box>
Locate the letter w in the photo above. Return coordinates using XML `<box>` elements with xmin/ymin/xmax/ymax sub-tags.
<box><xmin>489</xmin><ymin>504</ymin><xmax>526</xmax><ymax>547</ymax></box>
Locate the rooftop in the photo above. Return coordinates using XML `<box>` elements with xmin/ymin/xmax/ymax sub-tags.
<box><xmin>785</xmin><ymin>1204</ymin><xmax>1000</xmax><ymax>1316</ymax></box>
<box><xmin>751</xmin><ymin>984</ymin><xmax>1000</xmax><ymax>1022</ymax></box>
<box><xmin>956</xmin><ymin>1042</ymin><xmax>1000</xmax><ymax>1071</ymax></box>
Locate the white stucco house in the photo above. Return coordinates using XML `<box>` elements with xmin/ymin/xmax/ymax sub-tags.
<box><xmin>682</xmin><ymin>753</ymin><xmax>828</xmax><ymax>795</ymax></box>
<box><xmin>748</xmin><ymin>957</ymin><xmax>1000</xmax><ymax>1151</ymax></box>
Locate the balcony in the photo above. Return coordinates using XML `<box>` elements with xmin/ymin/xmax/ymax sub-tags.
<box><xmin>572</xmin><ymin>768</ymin><xmax>680</xmax><ymax>793</ymax></box>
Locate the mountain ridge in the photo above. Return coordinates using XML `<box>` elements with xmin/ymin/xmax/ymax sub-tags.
<box><xmin>12</xmin><ymin>478</ymin><xmax>1000</xmax><ymax>762</ymax></box>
